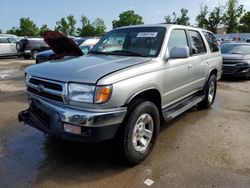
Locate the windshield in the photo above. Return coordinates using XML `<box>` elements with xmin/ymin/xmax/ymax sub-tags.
<box><xmin>221</xmin><ymin>44</ymin><xmax>250</xmax><ymax>54</ymax></box>
<box><xmin>90</xmin><ymin>27</ymin><xmax>166</xmax><ymax>57</ymax></box>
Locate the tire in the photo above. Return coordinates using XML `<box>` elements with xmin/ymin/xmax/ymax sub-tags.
<box><xmin>198</xmin><ymin>74</ymin><xmax>217</xmax><ymax>109</ymax></box>
<box><xmin>120</xmin><ymin>100</ymin><xmax>160</xmax><ymax>165</ymax></box>
<box><xmin>16</xmin><ymin>42</ymin><xmax>21</xmax><ymax>51</ymax></box>
<box><xmin>31</xmin><ymin>50</ymin><xmax>39</xmax><ymax>60</ymax></box>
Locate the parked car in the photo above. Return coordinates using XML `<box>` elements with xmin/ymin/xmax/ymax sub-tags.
<box><xmin>246</xmin><ymin>38</ymin><xmax>250</xmax><ymax>43</ymax></box>
<box><xmin>36</xmin><ymin>38</ymin><xmax>100</xmax><ymax>64</ymax></box>
<box><xmin>0</xmin><ymin>36</ymin><xmax>19</xmax><ymax>56</ymax></box>
<box><xmin>16</xmin><ymin>38</ymin><xmax>50</xmax><ymax>59</ymax></box>
<box><xmin>221</xmin><ymin>43</ymin><xmax>250</xmax><ymax>79</ymax></box>
<box><xmin>18</xmin><ymin>24</ymin><xmax>222</xmax><ymax>165</ymax></box>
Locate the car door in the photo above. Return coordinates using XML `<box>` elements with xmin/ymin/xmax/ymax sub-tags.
<box><xmin>185</xmin><ymin>30</ymin><xmax>209</xmax><ymax>91</ymax></box>
<box><xmin>163</xmin><ymin>29</ymin><xmax>196</xmax><ymax>106</ymax></box>
<box><xmin>0</xmin><ymin>38</ymin><xmax>11</xmax><ymax>55</ymax></box>
<box><xmin>7</xmin><ymin>37</ymin><xmax>18</xmax><ymax>55</ymax></box>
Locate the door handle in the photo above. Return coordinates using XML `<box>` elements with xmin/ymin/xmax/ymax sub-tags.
<box><xmin>188</xmin><ymin>64</ymin><xmax>193</xmax><ymax>69</ymax></box>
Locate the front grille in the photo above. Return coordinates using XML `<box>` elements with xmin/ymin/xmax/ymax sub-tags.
<box><xmin>27</xmin><ymin>77</ymin><xmax>65</xmax><ymax>103</ymax></box>
<box><xmin>31</xmin><ymin>103</ymin><xmax>50</xmax><ymax>128</ymax></box>
<box><xmin>222</xmin><ymin>67</ymin><xmax>238</xmax><ymax>74</ymax></box>
<box><xmin>30</xmin><ymin>78</ymin><xmax>62</xmax><ymax>91</ymax></box>
<box><xmin>28</xmin><ymin>87</ymin><xmax>63</xmax><ymax>102</ymax></box>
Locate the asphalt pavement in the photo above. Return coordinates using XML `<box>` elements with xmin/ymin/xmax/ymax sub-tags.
<box><xmin>0</xmin><ymin>58</ymin><xmax>250</xmax><ymax>188</ymax></box>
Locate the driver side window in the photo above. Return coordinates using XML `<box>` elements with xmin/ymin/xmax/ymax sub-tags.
<box><xmin>168</xmin><ymin>30</ymin><xmax>188</xmax><ymax>54</ymax></box>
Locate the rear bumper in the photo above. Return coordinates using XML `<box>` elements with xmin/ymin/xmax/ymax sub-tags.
<box><xmin>18</xmin><ymin>97</ymin><xmax>127</xmax><ymax>143</ymax></box>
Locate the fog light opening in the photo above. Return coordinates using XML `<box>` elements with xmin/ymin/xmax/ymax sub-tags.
<box><xmin>64</xmin><ymin>123</ymin><xmax>81</xmax><ymax>135</ymax></box>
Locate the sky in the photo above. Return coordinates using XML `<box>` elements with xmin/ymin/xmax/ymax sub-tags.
<box><xmin>0</xmin><ymin>0</ymin><xmax>249</xmax><ymax>33</ymax></box>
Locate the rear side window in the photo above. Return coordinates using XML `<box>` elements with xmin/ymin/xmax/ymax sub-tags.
<box><xmin>188</xmin><ymin>30</ymin><xmax>206</xmax><ymax>55</ymax></box>
<box><xmin>167</xmin><ymin>29</ymin><xmax>188</xmax><ymax>53</ymax></box>
<box><xmin>203</xmin><ymin>31</ymin><xmax>219</xmax><ymax>52</ymax></box>
<box><xmin>0</xmin><ymin>38</ymin><xmax>9</xmax><ymax>43</ymax></box>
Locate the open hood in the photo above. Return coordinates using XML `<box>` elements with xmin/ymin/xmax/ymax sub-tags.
<box><xmin>42</xmin><ymin>31</ymin><xmax>83</xmax><ymax>58</ymax></box>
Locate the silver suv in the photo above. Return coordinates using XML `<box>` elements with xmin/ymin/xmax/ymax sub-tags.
<box><xmin>18</xmin><ymin>24</ymin><xmax>222</xmax><ymax>165</ymax></box>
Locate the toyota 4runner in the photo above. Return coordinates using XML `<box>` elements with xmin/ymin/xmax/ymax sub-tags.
<box><xmin>18</xmin><ymin>24</ymin><xmax>222</xmax><ymax>165</ymax></box>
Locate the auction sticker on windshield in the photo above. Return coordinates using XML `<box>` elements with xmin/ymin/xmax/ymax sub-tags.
<box><xmin>137</xmin><ymin>32</ymin><xmax>158</xmax><ymax>38</ymax></box>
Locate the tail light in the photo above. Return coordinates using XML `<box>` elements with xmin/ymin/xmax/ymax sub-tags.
<box><xmin>25</xmin><ymin>43</ymin><xmax>31</xmax><ymax>49</ymax></box>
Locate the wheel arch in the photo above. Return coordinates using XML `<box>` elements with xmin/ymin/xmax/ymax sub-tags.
<box><xmin>125</xmin><ymin>88</ymin><xmax>164</xmax><ymax>120</ymax></box>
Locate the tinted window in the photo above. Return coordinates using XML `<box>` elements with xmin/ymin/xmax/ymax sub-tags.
<box><xmin>167</xmin><ymin>30</ymin><xmax>188</xmax><ymax>53</ymax></box>
<box><xmin>91</xmin><ymin>27</ymin><xmax>166</xmax><ymax>57</ymax></box>
<box><xmin>0</xmin><ymin>38</ymin><xmax>9</xmax><ymax>43</ymax></box>
<box><xmin>188</xmin><ymin>30</ymin><xmax>206</xmax><ymax>55</ymax></box>
<box><xmin>203</xmin><ymin>31</ymin><xmax>219</xmax><ymax>52</ymax></box>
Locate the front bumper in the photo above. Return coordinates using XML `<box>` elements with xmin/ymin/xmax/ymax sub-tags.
<box><xmin>18</xmin><ymin>97</ymin><xmax>127</xmax><ymax>143</ymax></box>
<box><xmin>222</xmin><ymin>64</ymin><xmax>250</xmax><ymax>78</ymax></box>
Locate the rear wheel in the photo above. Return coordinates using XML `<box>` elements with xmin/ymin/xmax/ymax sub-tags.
<box><xmin>121</xmin><ymin>100</ymin><xmax>160</xmax><ymax>165</ymax></box>
<box><xmin>198</xmin><ymin>74</ymin><xmax>217</xmax><ymax>109</ymax></box>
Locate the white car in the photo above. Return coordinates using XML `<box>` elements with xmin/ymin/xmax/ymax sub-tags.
<box><xmin>0</xmin><ymin>37</ymin><xmax>18</xmax><ymax>56</ymax></box>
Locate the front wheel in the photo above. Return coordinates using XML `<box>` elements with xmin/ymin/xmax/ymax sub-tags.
<box><xmin>198</xmin><ymin>74</ymin><xmax>217</xmax><ymax>109</ymax></box>
<box><xmin>121</xmin><ymin>100</ymin><xmax>160</xmax><ymax>165</ymax></box>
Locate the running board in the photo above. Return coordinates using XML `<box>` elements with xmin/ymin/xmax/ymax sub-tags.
<box><xmin>163</xmin><ymin>93</ymin><xmax>204</xmax><ymax>121</ymax></box>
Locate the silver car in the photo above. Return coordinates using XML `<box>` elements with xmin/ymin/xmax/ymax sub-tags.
<box><xmin>0</xmin><ymin>37</ymin><xmax>18</xmax><ymax>56</ymax></box>
<box><xmin>19</xmin><ymin>24</ymin><xmax>222</xmax><ymax>165</ymax></box>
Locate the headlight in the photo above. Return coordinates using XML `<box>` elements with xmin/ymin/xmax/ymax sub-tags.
<box><xmin>68</xmin><ymin>83</ymin><xmax>112</xmax><ymax>104</ymax></box>
<box><xmin>25</xmin><ymin>73</ymin><xmax>31</xmax><ymax>83</ymax></box>
<box><xmin>68</xmin><ymin>83</ymin><xmax>95</xmax><ymax>103</ymax></box>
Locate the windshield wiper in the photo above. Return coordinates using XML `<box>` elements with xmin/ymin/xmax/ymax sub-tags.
<box><xmin>106</xmin><ymin>50</ymin><xmax>143</xmax><ymax>57</ymax></box>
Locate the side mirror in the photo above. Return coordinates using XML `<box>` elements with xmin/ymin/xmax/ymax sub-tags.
<box><xmin>169</xmin><ymin>46</ymin><xmax>190</xmax><ymax>59</ymax></box>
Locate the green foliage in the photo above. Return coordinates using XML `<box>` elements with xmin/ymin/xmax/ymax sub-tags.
<box><xmin>39</xmin><ymin>24</ymin><xmax>49</xmax><ymax>36</ymax></box>
<box><xmin>19</xmin><ymin>17</ymin><xmax>39</xmax><ymax>36</ymax></box>
<box><xmin>6</xmin><ymin>27</ymin><xmax>19</xmax><ymax>35</ymax></box>
<box><xmin>164</xmin><ymin>15</ymin><xmax>172</xmax><ymax>24</ymax></box>
<box><xmin>196</xmin><ymin>5</ymin><xmax>209</xmax><ymax>28</ymax></box>
<box><xmin>67</xmin><ymin>15</ymin><xmax>77</xmax><ymax>36</ymax></box>
<box><xmin>207</xmin><ymin>6</ymin><xmax>223</xmax><ymax>33</ymax></box>
<box><xmin>55</xmin><ymin>15</ymin><xmax>77</xmax><ymax>36</ymax></box>
<box><xmin>112</xmin><ymin>10</ymin><xmax>144</xmax><ymax>28</ymax></box>
<box><xmin>6</xmin><ymin>18</ymin><xmax>39</xmax><ymax>36</ymax></box>
<box><xmin>239</xmin><ymin>11</ymin><xmax>250</xmax><ymax>32</ymax></box>
<box><xmin>222</xmin><ymin>0</ymin><xmax>244</xmax><ymax>33</ymax></box>
<box><xmin>93</xmin><ymin>18</ymin><xmax>106</xmax><ymax>36</ymax></box>
<box><xmin>165</xmin><ymin>8</ymin><xmax>190</xmax><ymax>25</ymax></box>
<box><xmin>77</xmin><ymin>16</ymin><xmax>106</xmax><ymax>37</ymax></box>
<box><xmin>0</xmin><ymin>29</ymin><xmax>2</xmax><ymax>34</ymax></box>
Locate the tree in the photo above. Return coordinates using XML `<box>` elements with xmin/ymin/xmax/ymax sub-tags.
<box><xmin>0</xmin><ymin>29</ymin><xmax>2</xmax><ymax>34</ymax></box>
<box><xmin>178</xmin><ymin>9</ymin><xmax>190</xmax><ymax>25</ymax></box>
<box><xmin>6</xmin><ymin>27</ymin><xmax>20</xmax><ymax>35</ymax></box>
<box><xmin>55</xmin><ymin>15</ymin><xmax>77</xmax><ymax>36</ymax></box>
<box><xmin>112</xmin><ymin>10</ymin><xmax>144</xmax><ymax>28</ymax></box>
<box><xmin>39</xmin><ymin>24</ymin><xmax>49</xmax><ymax>36</ymax></box>
<box><xmin>67</xmin><ymin>15</ymin><xmax>77</xmax><ymax>36</ymax></box>
<box><xmin>55</xmin><ymin>17</ymin><xmax>69</xmax><ymax>35</ymax></box>
<box><xmin>222</xmin><ymin>0</ymin><xmax>244</xmax><ymax>33</ymax></box>
<box><xmin>196</xmin><ymin>5</ymin><xmax>209</xmax><ymax>28</ymax></box>
<box><xmin>19</xmin><ymin>17</ymin><xmax>39</xmax><ymax>36</ymax></box>
<box><xmin>207</xmin><ymin>6</ymin><xmax>223</xmax><ymax>33</ymax></box>
<box><xmin>6</xmin><ymin>18</ymin><xmax>39</xmax><ymax>36</ymax></box>
<box><xmin>165</xmin><ymin>8</ymin><xmax>190</xmax><ymax>25</ymax></box>
<box><xmin>164</xmin><ymin>15</ymin><xmax>172</xmax><ymax>24</ymax></box>
<box><xmin>77</xmin><ymin>16</ymin><xmax>95</xmax><ymax>36</ymax></box>
<box><xmin>93</xmin><ymin>18</ymin><xmax>106</xmax><ymax>36</ymax></box>
<box><xmin>238</xmin><ymin>11</ymin><xmax>250</xmax><ymax>32</ymax></box>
